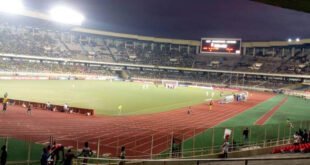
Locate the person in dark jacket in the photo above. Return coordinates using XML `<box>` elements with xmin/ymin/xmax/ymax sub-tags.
<box><xmin>50</xmin><ymin>142</ymin><xmax>65</xmax><ymax>164</ymax></box>
<box><xmin>0</xmin><ymin>145</ymin><xmax>7</xmax><ymax>165</ymax></box>
<box><xmin>79</xmin><ymin>142</ymin><xmax>93</xmax><ymax>164</ymax></box>
<box><xmin>243</xmin><ymin>127</ymin><xmax>249</xmax><ymax>143</ymax></box>
<box><xmin>40</xmin><ymin>148</ymin><xmax>49</xmax><ymax>165</ymax></box>
<box><xmin>119</xmin><ymin>146</ymin><xmax>126</xmax><ymax>165</ymax></box>
<box><xmin>64</xmin><ymin>149</ymin><xmax>76</xmax><ymax>165</ymax></box>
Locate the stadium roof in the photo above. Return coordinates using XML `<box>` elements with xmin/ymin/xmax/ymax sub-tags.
<box><xmin>254</xmin><ymin>0</ymin><xmax>310</xmax><ymax>13</ymax></box>
<box><xmin>4</xmin><ymin>9</ymin><xmax>310</xmax><ymax>48</ymax></box>
<box><xmin>24</xmin><ymin>0</ymin><xmax>310</xmax><ymax>41</ymax></box>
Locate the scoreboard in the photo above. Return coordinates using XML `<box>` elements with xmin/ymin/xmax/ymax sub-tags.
<box><xmin>200</xmin><ymin>38</ymin><xmax>241</xmax><ymax>55</ymax></box>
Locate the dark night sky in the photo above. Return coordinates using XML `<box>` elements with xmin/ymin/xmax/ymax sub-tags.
<box><xmin>25</xmin><ymin>0</ymin><xmax>310</xmax><ymax>41</ymax></box>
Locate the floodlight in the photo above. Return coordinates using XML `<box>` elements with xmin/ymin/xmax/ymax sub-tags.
<box><xmin>49</xmin><ymin>6</ymin><xmax>85</xmax><ymax>25</ymax></box>
<box><xmin>296</xmin><ymin>38</ymin><xmax>300</xmax><ymax>42</ymax></box>
<box><xmin>0</xmin><ymin>0</ymin><xmax>24</xmax><ymax>14</ymax></box>
<box><xmin>287</xmin><ymin>38</ymin><xmax>292</xmax><ymax>43</ymax></box>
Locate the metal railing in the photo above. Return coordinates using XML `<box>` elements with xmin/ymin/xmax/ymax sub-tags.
<box><xmin>76</xmin><ymin>155</ymin><xmax>310</xmax><ymax>165</ymax></box>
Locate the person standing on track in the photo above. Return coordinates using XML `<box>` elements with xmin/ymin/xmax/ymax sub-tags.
<box><xmin>63</xmin><ymin>103</ymin><xmax>69</xmax><ymax>113</ymax></box>
<box><xmin>27</xmin><ymin>104</ymin><xmax>32</xmax><ymax>115</ymax></box>
<box><xmin>187</xmin><ymin>106</ymin><xmax>192</xmax><ymax>115</ymax></box>
<box><xmin>209</xmin><ymin>100</ymin><xmax>213</xmax><ymax>110</ymax></box>
<box><xmin>2</xmin><ymin>96</ymin><xmax>8</xmax><ymax>113</ymax></box>
<box><xmin>46</xmin><ymin>102</ymin><xmax>52</xmax><ymax>111</ymax></box>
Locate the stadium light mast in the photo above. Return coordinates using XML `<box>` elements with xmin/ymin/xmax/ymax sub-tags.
<box><xmin>0</xmin><ymin>0</ymin><xmax>24</xmax><ymax>14</ymax></box>
<box><xmin>49</xmin><ymin>6</ymin><xmax>85</xmax><ymax>26</ymax></box>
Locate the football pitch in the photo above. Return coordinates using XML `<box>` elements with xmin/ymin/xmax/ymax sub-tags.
<box><xmin>0</xmin><ymin>80</ymin><xmax>228</xmax><ymax>116</ymax></box>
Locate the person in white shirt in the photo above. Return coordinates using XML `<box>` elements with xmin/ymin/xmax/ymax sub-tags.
<box><xmin>222</xmin><ymin>141</ymin><xmax>229</xmax><ymax>158</ymax></box>
<box><xmin>46</xmin><ymin>102</ymin><xmax>52</xmax><ymax>111</ymax></box>
<box><xmin>63</xmin><ymin>103</ymin><xmax>69</xmax><ymax>113</ymax></box>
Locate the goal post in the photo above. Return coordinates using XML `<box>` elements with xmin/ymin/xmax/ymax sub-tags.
<box><xmin>162</xmin><ymin>80</ymin><xmax>179</xmax><ymax>89</ymax></box>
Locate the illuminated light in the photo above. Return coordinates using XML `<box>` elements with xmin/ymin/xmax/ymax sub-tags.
<box><xmin>49</xmin><ymin>6</ymin><xmax>85</xmax><ymax>25</ymax></box>
<box><xmin>288</xmin><ymin>38</ymin><xmax>292</xmax><ymax>42</ymax></box>
<box><xmin>213</xmin><ymin>43</ymin><xmax>227</xmax><ymax>48</ymax></box>
<box><xmin>212</xmin><ymin>40</ymin><xmax>226</xmax><ymax>43</ymax></box>
<box><xmin>0</xmin><ymin>0</ymin><xmax>24</xmax><ymax>14</ymax></box>
<box><xmin>296</xmin><ymin>38</ymin><xmax>300</xmax><ymax>42</ymax></box>
<box><xmin>226</xmin><ymin>48</ymin><xmax>234</xmax><ymax>53</ymax></box>
<box><xmin>227</xmin><ymin>41</ymin><xmax>237</xmax><ymax>44</ymax></box>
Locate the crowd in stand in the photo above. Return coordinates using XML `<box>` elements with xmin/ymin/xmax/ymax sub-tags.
<box><xmin>40</xmin><ymin>141</ymin><xmax>95</xmax><ymax>165</ymax></box>
<box><xmin>0</xmin><ymin>59</ymin><xmax>112</xmax><ymax>76</ymax></box>
<box><xmin>42</xmin><ymin>141</ymin><xmax>125</xmax><ymax>165</ymax></box>
<box><xmin>293</xmin><ymin>129</ymin><xmax>310</xmax><ymax>145</ymax></box>
<box><xmin>0</xmin><ymin>57</ymin><xmax>293</xmax><ymax>89</ymax></box>
<box><xmin>273</xmin><ymin>128</ymin><xmax>310</xmax><ymax>154</ymax></box>
<box><xmin>0</xmin><ymin>19</ymin><xmax>309</xmax><ymax>75</ymax></box>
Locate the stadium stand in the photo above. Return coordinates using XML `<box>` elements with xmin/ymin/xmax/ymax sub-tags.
<box><xmin>0</xmin><ymin>14</ymin><xmax>309</xmax><ymax>75</ymax></box>
<box><xmin>0</xmin><ymin>13</ymin><xmax>309</xmax><ymax>92</ymax></box>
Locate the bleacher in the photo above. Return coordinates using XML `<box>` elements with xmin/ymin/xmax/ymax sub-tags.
<box><xmin>273</xmin><ymin>143</ymin><xmax>310</xmax><ymax>154</ymax></box>
<box><xmin>0</xmin><ymin>16</ymin><xmax>309</xmax><ymax>75</ymax></box>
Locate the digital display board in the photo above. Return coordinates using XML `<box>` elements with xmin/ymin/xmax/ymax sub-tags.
<box><xmin>200</xmin><ymin>38</ymin><xmax>241</xmax><ymax>54</ymax></box>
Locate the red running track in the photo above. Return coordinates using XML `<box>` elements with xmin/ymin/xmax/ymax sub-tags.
<box><xmin>0</xmin><ymin>92</ymin><xmax>274</xmax><ymax>158</ymax></box>
<box><xmin>255</xmin><ymin>97</ymin><xmax>288</xmax><ymax>125</ymax></box>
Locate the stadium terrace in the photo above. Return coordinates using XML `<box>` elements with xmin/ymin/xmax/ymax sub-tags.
<box><xmin>0</xmin><ymin>2</ymin><xmax>310</xmax><ymax>165</ymax></box>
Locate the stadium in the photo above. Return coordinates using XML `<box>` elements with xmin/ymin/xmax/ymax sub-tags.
<box><xmin>0</xmin><ymin>0</ymin><xmax>310</xmax><ymax>164</ymax></box>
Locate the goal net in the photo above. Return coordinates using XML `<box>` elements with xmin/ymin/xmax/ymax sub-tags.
<box><xmin>162</xmin><ymin>80</ymin><xmax>179</xmax><ymax>89</ymax></box>
<box><xmin>219</xmin><ymin>95</ymin><xmax>234</xmax><ymax>104</ymax></box>
<box><xmin>236</xmin><ymin>91</ymin><xmax>249</xmax><ymax>102</ymax></box>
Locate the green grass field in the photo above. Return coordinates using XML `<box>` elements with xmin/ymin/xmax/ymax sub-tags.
<box><xmin>181</xmin><ymin>95</ymin><xmax>310</xmax><ymax>156</ymax></box>
<box><xmin>0</xmin><ymin>80</ymin><xmax>227</xmax><ymax>162</ymax></box>
<box><xmin>1</xmin><ymin>80</ymin><xmax>310</xmax><ymax>161</ymax></box>
<box><xmin>0</xmin><ymin>80</ymin><xmax>226</xmax><ymax>116</ymax></box>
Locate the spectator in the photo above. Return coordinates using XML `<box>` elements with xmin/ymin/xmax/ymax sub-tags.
<box><xmin>64</xmin><ymin>149</ymin><xmax>76</xmax><ymax>165</ymax></box>
<box><xmin>0</xmin><ymin>145</ymin><xmax>7</xmax><ymax>165</ymax></box>
<box><xmin>50</xmin><ymin>142</ymin><xmax>64</xmax><ymax>165</ymax></box>
<box><xmin>243</xmin><ymin>127</ymin><xmax>249</xmax><ymax>144</ymax></box>
<box><xmin>79</xmin><ymin>142</ymin><xmax>93</xmax><ymax>164</ymax></box>
<box><xmin>222</xmin><ymin>140</ymin><xmax>229</xmax><ymax>158</ymax></box>
<box><xmin>303</xmin><ymin>129</ymin><xmax>308</xmax><ymax>143</ymax></box>
<box><xmin>293</xmin><ymin>132</ymin><xmax>301</xmax><ymax>145</ymax></box>
<box><xmin>120</xmin><ymin>146</ymin><xmax>126</xmax><ymax>159</ymax></box>
<box><xmin>40</xmin><ymin>148</ymin><xmax>49</xmax><ymax>165</ymax></box>
<box><xmin>299</xmin><ymin>128</ymin><xmax>304</xmax><ymax>138</ymax></box>
<box><xmin>119</xmin><ymin>146</ymin><xmax>126</xmax><ymax>165</ymax></box>
<box><xmin>286</xmin><ymin>118</ymin><xmax>294</xmax><ymax>128</ymax></box>
<box><xmin>172</xmin><ymin>139</ymin><xmax>178</xmax><ymax>157</ymax></box>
